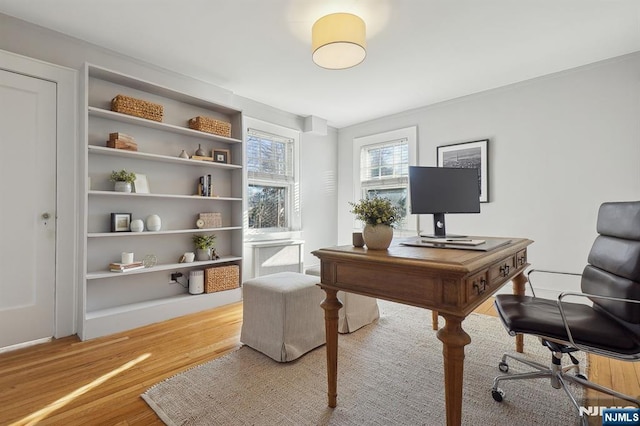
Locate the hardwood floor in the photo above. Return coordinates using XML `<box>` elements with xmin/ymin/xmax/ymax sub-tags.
<box><xmin>0</xmin><ymin>299</ymin><xmax>637</xmax><ymax>425</ymax></box>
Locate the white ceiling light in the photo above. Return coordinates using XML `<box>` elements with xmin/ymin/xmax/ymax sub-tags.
<box><xmin>312</xmin><ymin>13</ymin><xmax>366</xmax><ymax>70</ymax></box>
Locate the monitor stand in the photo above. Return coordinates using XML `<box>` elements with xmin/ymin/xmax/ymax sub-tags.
<box><xmin>419</xmin><ymin>213</ymin><xmax>468</xmax><ymax>239</ymax></box>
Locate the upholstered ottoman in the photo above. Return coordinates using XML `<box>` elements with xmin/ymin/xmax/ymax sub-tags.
<box><xmin>305</xmin><ymin>265</ymin><xmax>380</xmax><ymax>334</ymax></box>
<box><xmin>240</xmin><ymin>272</ymin><xmax>325</xmax><ymax>362</ymax></box>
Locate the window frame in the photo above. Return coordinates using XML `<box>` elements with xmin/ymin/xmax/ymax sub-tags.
<box><xmin>244</xmin><ymin>117</ymin><xmax>301</xmax><ymax>240</ymax></box>
<box><xmin>353</xmin><ymin>127</ymin><xmax>417</xmax><ymax>234</ymax></box>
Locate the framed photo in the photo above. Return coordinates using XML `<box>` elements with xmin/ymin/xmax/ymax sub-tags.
<box><xmin>213</xmin><ymin>149</ymin><xmax>230</xmax><ymax>164</ymax></box>
<box><xmin>111</xmin><ymin>213</ymin><xmax>132</xmax><ymax>232</ymax></box>
<box><xmin>133</xmin><ymin>173</ymin><xmax>150</xmax><ymax>194</ymax></box>
<box><xmin>437</xmin><ymin>139</ymin><xmax>489</xmax><ymax>203</ymax></box>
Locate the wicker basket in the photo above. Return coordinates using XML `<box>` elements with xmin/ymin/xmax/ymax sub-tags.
<box><xmin>205</xmin><ymin>264</ymin><xmax>240</xmax><ymax>293</ymax></box>
<box><xmin>199</xmin><ymin>212</ymin><xmax>222</xmax><ymax>228</ymax></box>
<box><xmin>111</xmin><ymin>94</ymin><xmax>164</xmax><ymax>122</ymax></box>
<box><xmin>188</xmin><ymin>116</ymin><xmax>231</xmax><ymax>138</ymax></box>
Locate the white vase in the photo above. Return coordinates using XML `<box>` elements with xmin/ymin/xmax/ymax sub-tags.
<box><xmin>146</xmin><ymin>214</ymin><xmax>161</xmax><ymax>231</ymax></box>
<box><xmin>114</xmin><ymin>181</ymin><xmax>132</xmax><ymax>193</ymax></box>
<box><xmin>363</xmin><ymin>224</ymin><xmax>393</xmax><ymax>250</ymax></box>
<box><xmin>130</xmin><ymin>219</ymin><xmax>144</xmax><ymax>232</ymax></box>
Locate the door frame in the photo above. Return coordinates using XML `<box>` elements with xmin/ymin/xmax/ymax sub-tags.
<box><xmin>1</xmin><ymin>49</ymin><xmax>78</xmax><ymax>338</ymax></box>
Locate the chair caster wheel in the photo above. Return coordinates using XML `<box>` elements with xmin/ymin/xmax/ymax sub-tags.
<box><xmin>498</xmin><ymin>361</ymin><xmax>509</xmax><ymax>373</ymax></box>
<box><xmin>492</xmin><ymin>388</ymin><xmax>505</xmax><ymax>402</ymax></box>
<box><xmin>575</xmin><ymin>373</ymin><xmax>588</xmax><ymax>380</ymax></box>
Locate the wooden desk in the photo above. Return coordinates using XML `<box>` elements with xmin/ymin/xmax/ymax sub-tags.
<box><xmin>312</xmin><ymin>237</ymin><xmax>532</xmax><ymax>426</ymax></box>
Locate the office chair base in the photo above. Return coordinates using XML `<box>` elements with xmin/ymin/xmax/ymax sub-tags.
<box><xmin>491</xmin><ymin>351</ymin><xmax>640</xmax><ymax>425</ymax></box>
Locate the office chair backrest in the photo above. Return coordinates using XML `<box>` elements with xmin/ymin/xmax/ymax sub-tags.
<box><xmin>582</xmin><ymin>201</ymin><xmax>640</xmax><ymax>324</ymax></box>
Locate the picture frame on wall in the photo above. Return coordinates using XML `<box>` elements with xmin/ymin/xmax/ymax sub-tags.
<box><xmin>213</xmin><ymin>149</ymin><xmax>230</xmax><ymax>164</ymax></box>
<box><xmin>437</xmin><ymin>139</ymin><xmax>489</xmax><ymax>203</ymax></box>
<box><xmin>111</xmin><ymin>213</ymin><xmax>132</xmax><ymax>232</ymax></box>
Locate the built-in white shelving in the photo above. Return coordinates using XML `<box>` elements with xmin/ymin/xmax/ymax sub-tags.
<box><xmin>88</xmin><ymin>226</ymin><xmax>242</xmax><ymax>238</ymax></box>
<box><xmin>86</xmin><ymin>255</ymin><xmax>243</xmax><ymax>280</ymax></box>
<box><xmin>80</xmin><ymin>63</ymin><xmax>245</xmax><ymax>340</ymax></box>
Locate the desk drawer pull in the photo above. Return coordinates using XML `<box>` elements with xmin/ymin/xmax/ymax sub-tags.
<box><xmin>473</xmin><ymin>278</ymin><xmax>488</xmax><ymax>295</ymax></box>
<box><xmin>499</xmin><ymin>264</ymin><xmax>510</xmax><ymax>277</ymax></box>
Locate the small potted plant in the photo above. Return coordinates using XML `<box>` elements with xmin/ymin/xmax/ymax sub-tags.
<box><xmin>192</xmin><ymin>234</ymin><xmax>216</xmax><ymax>261</ymax></box>
<box><xmin>110</xmin><ymin>169</ymin><xmax>136</xmax><ymax>193</ymax></box>
<box><xmin>349</xmin><ymin>196</ymin><xmax>400</xmax><ymax>250</ymax></box>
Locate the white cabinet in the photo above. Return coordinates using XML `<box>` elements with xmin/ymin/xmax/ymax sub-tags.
<box><xmin>80</xmin><ymin>64</ymin><xmax>244</xmax><ymax>340</ymax></box>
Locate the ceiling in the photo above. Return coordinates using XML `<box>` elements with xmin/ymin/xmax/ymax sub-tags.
<box><xmin>1</xmin><ymin>0</ymin><xmax>639</xmax><ymax>128</ymax></box>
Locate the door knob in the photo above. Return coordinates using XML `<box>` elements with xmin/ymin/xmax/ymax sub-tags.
<box><xmin>41</xmin><ymin>212</ymin><xmax>51</xmax><ymax>220</ymax></box>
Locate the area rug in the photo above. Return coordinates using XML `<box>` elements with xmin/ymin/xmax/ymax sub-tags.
<box><xmin>142</xmin><ymin>301</ymin><xmax>586</xmax><ymax>425</ymax></box>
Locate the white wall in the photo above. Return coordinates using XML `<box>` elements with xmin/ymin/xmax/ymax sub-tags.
<box><xmin>0</xmin><ymin>13</ymin><xmax>339</xmax><ymax>329</ymax></box>
<box><xmin>337</xmin><ymin>53</ymin><xmax>640</xmax><ymax>296</ymax></box>
<box><xmin>300</xmin><ymin>128</ymin><xmax>339</xmax><ymax>266</ymax></box>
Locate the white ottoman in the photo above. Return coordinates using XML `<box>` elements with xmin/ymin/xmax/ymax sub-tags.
<box><xmin>240</xmin><ymin>272</ymin><xmax>325</xmax><ymax>362</ymax></box>
<box><xmin>305</xmin><ymin>265</ymin><xmax>380</xmax><ymax>334</ymax></box>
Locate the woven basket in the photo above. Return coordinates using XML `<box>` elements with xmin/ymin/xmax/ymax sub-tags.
<box><xmin>199</xmin><ymin>212</ymin><xmax>222</xmax><ymax>228</ymax></box>
<box><xmin>205</xmin><ymin>264</ymin><xmax>240</xmax><ymax>293</ymax></box>
<box><xmin>111</xmin><ymin>94</ymin><xmax>163</xmax><ymax>122</ymax></box>
<box><xmin>188</xmin><ymin>116</ymin><xmax>231</xmax><ymax>138</ymax></box>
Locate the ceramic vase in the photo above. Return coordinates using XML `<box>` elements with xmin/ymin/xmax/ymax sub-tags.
<box><xmin>130</xmin><ymin>219</ymin><xmax>144</xmax><ymax>232</ymax></box>
<box><xmin>363</xmin><ymin>224</ymin><xmax>393</xmax><ymax>250</ymax></box>
<box><xmin>114</xmin><ymin>181</ymin><xmax>132</xmax><ymax>193</ymax></box>
<box><xmin>146</xmin><ymin>214</ymin><xmax>161</xmax><ymax>231</ymax></box>
<box><xmin>196</xmin><ymin>248</ymin><xmax>211</xmax><ymax>261</ymax></box>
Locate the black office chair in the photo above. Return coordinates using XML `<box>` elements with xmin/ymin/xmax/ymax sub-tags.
<box><xmin>491</xmin><ymin>201</ymin><xmax>640</xmax><ymax>425</ymax></box>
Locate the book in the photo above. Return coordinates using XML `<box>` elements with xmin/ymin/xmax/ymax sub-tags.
<box><xmin>106</xmin><ymin>139</ymin><xmax>138</xmax><ymax>151</ymax></box>
<box><xmin>109</xmin><ymin>261</ymin><xmax>144</xmax><ymax>270</ymax></box>
<box><xmin>110</xmin><ymin>265</ymin><xmax>145</xmax><ymax>273</ymax></box>
<box><xmin>191</xmin><ymin>155</ymin><xmax>213</xmax><ymax>162</ymax></box>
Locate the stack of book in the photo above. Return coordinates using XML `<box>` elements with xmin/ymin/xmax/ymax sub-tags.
<box><xmin>198</xmin><ymin>174</ymin><xmax>215</xmax><ymax>197</ymax></box>
<box><xmin>106</xmin><ymin>132</ymin><xmax>138</xmax><ymax>151</ymax></box>
<box><xmin>109</xmin><ymin>261</ymin><xmax>144</xmax><ymax>273</ymax></box>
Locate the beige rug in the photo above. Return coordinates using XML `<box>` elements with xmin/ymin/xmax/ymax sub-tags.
<box><xmin>142</xmin><ymin>301</ymin><xmax>585</xmax><ymax>425</ymax></box>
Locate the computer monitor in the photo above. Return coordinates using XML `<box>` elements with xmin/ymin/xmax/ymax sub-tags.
<box><xmin>408</xmin><ymin>166</ymin><xmax>480</xmax><ymax>238</ymax></box>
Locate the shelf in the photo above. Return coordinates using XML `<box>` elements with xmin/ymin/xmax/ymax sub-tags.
<box><xmin>88</xmin><ymin>190</ymin><xmax>242</xmax><ymax>202</ymax></box>
<box><xmin>88</xmin><ymin>145</ymin><xmax>242</xmax><ymax>169</ymax></box>
<box><xmin>82</xmin><ymin>63</ymin><xmax>244</xmax><ymax>340</ymax></box>
<box><xmin>89</xmin><ymin>64</ymin><xmax>239</xmax><ymax>116</ymax></box>
<box><xmin>84</xmin><ymin>287</ymin><xmax>241</xmax><ymax>321</ymax></box>
<box><xmin>89</xmin><ymin>106</ymin><xmax>242</xmax><ymax>144</ymax></box>
<box><xmin>88</xmin><ymin>226</ymin><xmax>242</xmax><ymax>238</ymax></box>
<box><xmin>86</xmin><ymin>255</ymin><xmax>242</xmax><ymax>280</ymax></box>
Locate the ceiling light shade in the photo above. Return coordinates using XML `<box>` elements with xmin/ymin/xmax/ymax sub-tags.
<box><xmin>312</xmin><ymin>13</ymin><xmax>366</xmax><ymax>70</ymax></box>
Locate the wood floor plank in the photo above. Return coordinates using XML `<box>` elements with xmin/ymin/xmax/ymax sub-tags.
<box><xmin>0</xmin><ymin>298</ymin><xmax>637</xmax><ymax>425</ymax></box>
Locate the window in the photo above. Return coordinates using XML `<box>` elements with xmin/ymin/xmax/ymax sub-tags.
<box><xmin>353</xmin><ymin>127</ymin><xmax>417</xmax><ymax>232</ymax></box>
<box><xmin>246</xmin><ymin>121</ymin><xmax>300</xmax><ymax>235</ymax></box>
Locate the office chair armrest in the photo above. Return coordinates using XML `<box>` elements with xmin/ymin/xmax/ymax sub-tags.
<box><xmin>556</xmin><ymin>291</ymin><xmax>640</xmax><ymax>351</ymax></box>
<box><xmin>526</xmin><ymin>269</ymin><xmax>582</xmax><ymax>298</ymax></box>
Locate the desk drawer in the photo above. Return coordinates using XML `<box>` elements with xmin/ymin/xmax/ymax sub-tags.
<box><xmin>516</xmin><ymin>249</ymin><xmax>527</xmax><ymax>269</ymax></box>
<box><xmin>466</xmin><ymin>270</ymin><xmax>490</xmax><ymax>303</ymax></box>
<box><xmin>488</xmin><ymin>255</ymin><xmax>516</xmax><ymax>286</ymax></box>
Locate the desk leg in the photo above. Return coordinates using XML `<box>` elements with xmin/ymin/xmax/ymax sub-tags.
<box><xmin>320</xmin><ymin>288</ymin><xmax>342</xmax><ymax>408</ymax></box>
<box><xmin>432</xmin><ymin>310</ymin><xmax>439</xmax><ymax>330</ymax></box>
<box><xmin>437</xmin><ymin>314</ymin><xmax>471</xmax><ymax>426</ymax></box>
<box><xmin>512</xmin><ymin>272</ymin><xmax>527</xmax><ymax>353</ymax></box>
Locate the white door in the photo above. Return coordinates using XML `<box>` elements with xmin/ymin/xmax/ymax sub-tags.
<box><xmin>0</xmin><ymin>69</ymin><xmax>57</xmax><ymax>349</ymax></box>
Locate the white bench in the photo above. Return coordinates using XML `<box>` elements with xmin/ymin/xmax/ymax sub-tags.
<box><xmin>240</xmin><ymin>272</ymin><xmax>325</xmax><ymax>362</ymax></box>
<box><xmin>305</xmin><ymin>265</ymin><xmax>380</xmax><ymax>334</ymax></box>
<box><xmin>240</xmin><ymin>270</ymin><xmax>381</xmax><ymax>362</ymax></box>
